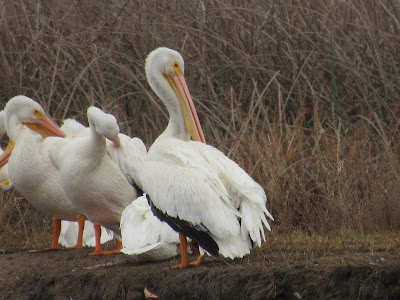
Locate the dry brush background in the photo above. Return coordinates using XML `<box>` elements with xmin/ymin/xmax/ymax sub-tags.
<box><xmin>1</xmin><ymin>0</ymin><xmax>400</xmax><ymax>249</ymax></box>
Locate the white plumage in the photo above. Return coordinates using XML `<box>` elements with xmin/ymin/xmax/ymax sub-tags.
<box><xmin>142</xmin><ymin>138</ymin><xmax>272</xmax><ymax>258</ymax></box>
<box><xmin>3</xmin><ymin>96</ymin><xmax>79</xmax><ymax>221</ymax></box>
<box><xmin>52</xmin><ymin>113</ymin><xmax>147</xmax><ymax>251</ymax></box>
<box><xmin>121</xmin><ymin>195</ymin><xmax>185</xmax><ymax>261</ymax></box>
<box><xmin>140</xmin><ymin>48</ymin><xmax>273</xmax><ymax>264</ymax></box>
<box><xmin>106</xmin><ymin>133</ymin><xmax>147</xmax><ymax>188</ymax></box>
<box><xmin>58</xmin><ymin>117</ymin><xmax>147</xmax><ymax>188</ymax></box>
<box><xmin>0</xmin><ymin>96</ymin><xmax>85</xmax><ymax>249</ymax></box>
<box><xmin>56</xmin><ymin>107</ymin><xmax>140</xmax><ymax>236</ymax></box>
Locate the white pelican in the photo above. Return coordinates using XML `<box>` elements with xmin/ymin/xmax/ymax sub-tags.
<box><xmin>0</xmin><ymin>95</ymin><xmax>88</xmax><ymax>250</ymax></box>
<box><xmin>57</xmin><ymin>117</ymin><xmax>146</xmax><ymax>250</ymax></box>
<box><xmin>54</xmin><ymin>106</ymin><xmax>142</xmax><ymax>254</ymax></box>
<box><xmin>140</xmin><ymin>47</ymin><xmax>273</xmax><ymax>268</ymax></box>
<box><xmin>121</xmin><ymin>194</ymin><xmax>196</xmax><ymax>262</ymax></box>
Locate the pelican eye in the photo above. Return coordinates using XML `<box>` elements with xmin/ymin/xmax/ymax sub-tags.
<box><xmin>33</xmin><ymin>109</ymin><xmax>42</xmax><ymax>119</ymax></box>
<box><xmin>173</xmin><ymin>61</ymin><xmax>181</xmax><ymax>75</ymax></box>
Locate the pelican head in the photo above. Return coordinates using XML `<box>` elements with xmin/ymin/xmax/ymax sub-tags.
<box><xmin>4</xmin><ymin>95</ymin><xmax>66</xmax><ymax>139</ymax></box>
<box><xmin>145</xmin><ymin>47</ymin><xmax>205</xmax><ymax>143</ymax></box>
<box><xmin>0</xmin><ymin>95</ymin><xmax>66</xmax><ymax>168</ymax></box>
<box><xmin>87</xmin><ymin>106</ymin><xmax>121</xmax><ymax>147</ymax></box>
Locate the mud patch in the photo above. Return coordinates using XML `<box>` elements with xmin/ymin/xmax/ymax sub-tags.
<box><xmin>1</xmin><ymin>247</ymin><xmax>400</xmax><ymax>299</ymax></box>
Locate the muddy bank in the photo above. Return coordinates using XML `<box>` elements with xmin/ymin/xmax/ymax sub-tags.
<box><xmin>1</xmin><ymin>247</ymin><xmax>400</xmax><ymax>299</ymax></box>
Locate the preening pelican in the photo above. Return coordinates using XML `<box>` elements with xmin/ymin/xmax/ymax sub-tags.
<box><xmin>0</xmin><ymin>95</ymin><xmax>89</xmax><ymax>250</ymax></box>
<box><xmin>140</xmin><ymin>48</ymin><xmax>273</xmax><ymax>268</ymax></box>
<box><xmin>55</xmin><ymin>106</ymin><xmax>142</xmax><ymax>254</ymax></box>
<box><xmin>57</xmin><ymin>117</ymin><xmax>145</xmax><ymax>249</ymax></box>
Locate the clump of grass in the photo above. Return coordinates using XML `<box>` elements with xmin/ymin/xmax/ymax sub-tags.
<box><xmin>1</xmin><ymin>0</ymin><xmax>400</xmax><ymax>249</ymax></box>
<box><xmin>0</xmin><ymin>191</ymin><xmax>52</xmax><ymax>250</ymax></box>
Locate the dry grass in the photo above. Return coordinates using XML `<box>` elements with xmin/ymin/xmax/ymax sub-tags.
<box><xmin>1</xmin><ymin>0</ymin><xmax>400</xmax><ymax>249</ymax></box>
<box><xmin>264</xmin><ymin>230</ymin><xmax>400</xmax><ymax>255</ymax></box>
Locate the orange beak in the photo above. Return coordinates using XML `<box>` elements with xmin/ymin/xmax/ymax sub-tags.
<box><xmin>164</xmin><ymin>72</ymin><xmax>206</xmax><ymax>143</ymax></box>
<box><xmin>0</xmin><ymin>139</ymin><xmax>14</xmax><ymax>168</ymax></box>
<box><xmin>0</xmin><ymin>116</ymin><xmax>66</xmax><ymax>168</ymax></box>
<box><xmin>23</xmin><ymin>115</ymin><xmax>66</xmax><ymax>138</ymax></box>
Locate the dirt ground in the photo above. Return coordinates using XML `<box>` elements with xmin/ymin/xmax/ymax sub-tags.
<box><xmin>1</xmin><ymin>243</ymin><xmax>400</xmax><ymax>300</ymax></box>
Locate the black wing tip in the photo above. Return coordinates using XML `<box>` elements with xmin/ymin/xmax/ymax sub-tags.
<box><xmin>129</xmin><ymin>175</ymin><xmax>144</xmax><ymax>195</ymax></box>
<box><xmin>146</xmin><ymin>194</ymin><xmax>219</xmax><ymax>256</ymax></box>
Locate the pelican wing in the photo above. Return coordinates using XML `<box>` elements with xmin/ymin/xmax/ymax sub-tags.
<box><xmin>142</xmin><ymin>140</ymin><xmax>242</xmax><ymax>243</ymax></box>
<box><xmin>44</xmin><ymin>137</ymin><xmax>71</xmax><ymax>171</ymax></box>
<box><xmin>107</xmin><ymin>134</ymin><xmax>147</xmax><ymax>189</ymax></box>
<box><xmin>196</xmin><ymin>142</ymin><xmax>273</xmax><ymax>246</ymax></box>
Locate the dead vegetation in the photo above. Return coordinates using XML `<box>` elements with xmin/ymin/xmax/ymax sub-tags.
<box><xmin>1</xmin><ymin>0</ymin><xmax>400</xmax><ymax>249</ymax></box>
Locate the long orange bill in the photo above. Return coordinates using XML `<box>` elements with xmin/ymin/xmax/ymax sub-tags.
<box><xmin>0</xmin><ymin>139</ymin><xmax>14</xmax><ymax>168</ymax></box>
<box><xmin>165</xmin><ymin>73</ymin><xmax>206</xmax><ymax>143</ymax></box>
<box><xmin>174</xmin><ymin>73</ymin><xmax>206</xmax><ymax>143</ymax></box>
<box><xmin>23</xmin><ymin>115</ymin><xmax>66</xmax><ymax>138</ymax></box>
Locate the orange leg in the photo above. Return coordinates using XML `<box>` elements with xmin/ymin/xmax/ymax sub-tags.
<box><xmin>89</xmin><ymin>224</ymin><xmax>103</xmax><ymax>255</ymax></box>
<box><xmin>50</xmin><ymin>218</ymin><xmax>61</xmax><ymax>249</ymax></box>
<box><xmin>170</xmin><ymin>233</ymin><xmax>205</xmax><ymax>268</ymax></box>
<box><xmin>191</xmin><ymin>254</ymin><xmax>205</xmax><ymax>266</ymax></box>
<box><xmin>74</xmin><ymin>215</ymin><xmax>86</xmax><ymax>248</ymax></box>
<box><xmin>89</xmin><ymin>224</ymin><xmax>122</xmax><ymax>255</ymax></box>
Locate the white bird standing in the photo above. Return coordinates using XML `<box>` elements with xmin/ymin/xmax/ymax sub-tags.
<box><xmin>0</xmin><ymin>95</ymin><xmax>88</xmax><ymax>250</ymax></box>
<box><xmin>57</xmin><ymin>118</ymin><xmax>146</xmax><ymax>249</ymax></box>
<box><xmin>54</xmin><ymin>106</ymin><xmax>142</xmax><ymax>254</ymax></box>
<box><xmin>140</xmin><ymin>47</ymin><xmax>273</xmax><ymax>268</ymax></box>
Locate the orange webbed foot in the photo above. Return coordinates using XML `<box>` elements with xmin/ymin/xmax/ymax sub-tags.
<box><xmin>169</xmin><ymin>255</ymin><xmax>205</xmax><ymax>269</ymax></box>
